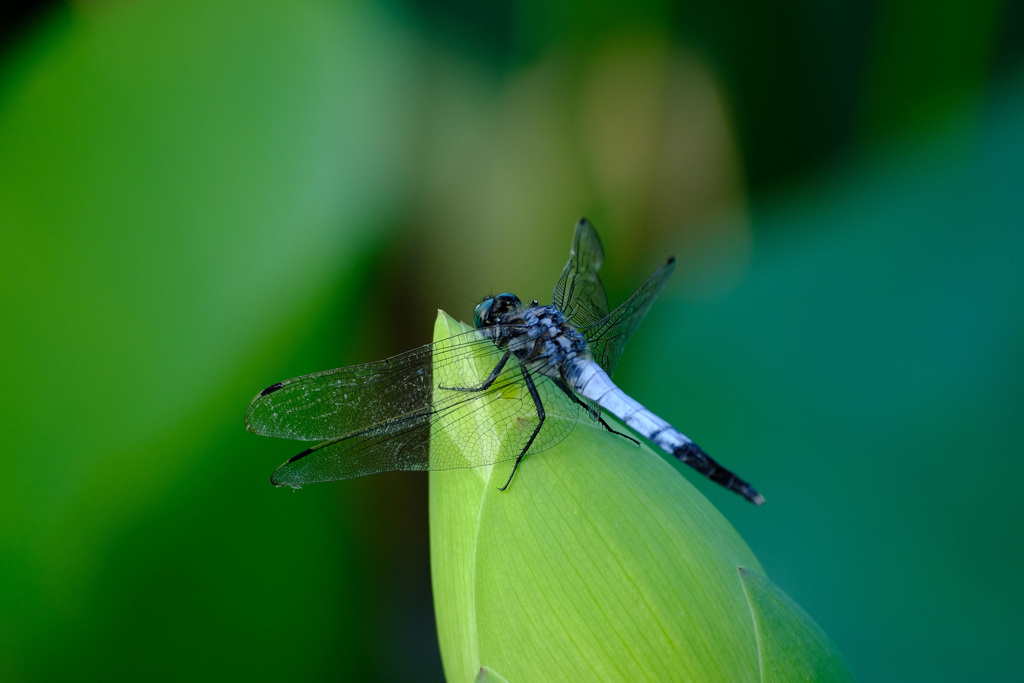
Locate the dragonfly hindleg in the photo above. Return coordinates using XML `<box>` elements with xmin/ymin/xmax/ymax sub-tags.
<box><xmin>552</xmin><ymin>378</ymin><xmax>639</xmax><ymax>445</ymax></box>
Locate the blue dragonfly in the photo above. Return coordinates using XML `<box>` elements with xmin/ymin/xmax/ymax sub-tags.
<box><xmin>245</xmin><ymin>219</ymin><xmax>764</xmax><ymax>505</ymax></box>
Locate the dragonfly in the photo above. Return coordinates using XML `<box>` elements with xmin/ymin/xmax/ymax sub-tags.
<box><xmin>245</xmin><ymin>219</ymin><xmax>764</xmax><ymax>505</ymax></box>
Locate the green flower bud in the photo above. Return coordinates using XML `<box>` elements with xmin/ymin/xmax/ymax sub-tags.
<box><xmin>430</xmin><ymin>311</ymin><xmax>852</xmax><ymax>682</ymax></box>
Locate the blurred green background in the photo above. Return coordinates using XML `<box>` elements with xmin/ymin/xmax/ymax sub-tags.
<box><xmin>1</xmin><ymin>0</ymin><xmax>1022</xmax><ymax>680</ymax></box>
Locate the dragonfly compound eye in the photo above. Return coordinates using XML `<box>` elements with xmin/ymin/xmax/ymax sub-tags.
<box><xmin>491</xmin><ymin>293</ymin><xmax>522</xmax><ymax>318</ymax></box>
<box><xmin>474</xmin><ymin>294</ymin><xmax>521</xmax><ymax>328</ymax></box>
<box><xmin>473</xmin><ymin>297</ymin><xmax>495</xmax><ymax>329</ymax></box>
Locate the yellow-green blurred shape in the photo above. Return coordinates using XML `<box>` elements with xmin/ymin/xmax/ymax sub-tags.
<box><xmin>429</xmin><ymin>313</ymin><xmax>852</xmax><ymax>682</ymax></box>
<box><xmin>412</xmin><ymin>36</ymin><xmax>750</xmax><ymax>312</ymax></box>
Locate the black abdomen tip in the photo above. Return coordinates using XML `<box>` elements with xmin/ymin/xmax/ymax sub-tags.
<box><xmin>673</xmin><ymin>441</ymin><xmax>764</xmax><ymax>506</ymax></box>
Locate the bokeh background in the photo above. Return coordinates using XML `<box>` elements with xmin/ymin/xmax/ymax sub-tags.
<box><xmin>2</xmin><ymin>0</ymin><xmax>1022</xmax><ymax>680</ymax></box>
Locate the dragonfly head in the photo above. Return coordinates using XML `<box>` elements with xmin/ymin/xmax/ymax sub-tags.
<box><xmin>474</xmin><ymin>293</ymin><xmax>522</xmax><ymax>329</ymax></box>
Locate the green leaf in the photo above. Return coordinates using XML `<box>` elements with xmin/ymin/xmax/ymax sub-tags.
<box><xmin>738</xmin><ymin>567</ymin><xmax>856</xmax><ymax>682</ymax></box>
<box><xmin>429</xmin><ymin>311</ymin><xmax>854</xmax><ymax>681</ymax></box>
<box><xmin>475</xmin><ymin>666</ymin><xmax>511</xmax><ymax>683</ymax></box>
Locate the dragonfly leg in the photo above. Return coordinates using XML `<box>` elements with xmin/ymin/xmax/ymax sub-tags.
<box><xmin>499</xmin><ymin>365</ymin><xmax>546</xmax><ymax>491</ymax></box>
<box><xmin>439</xmin><ymin>350</ymin><xmax>511</xmax><ymax>393</ymax></box>
<box><xmin>552</xmin><ymin>378</ymin><xmax>639</xmax><ymax>445</ymax></box>
<box><xmin>598</xmin><ymin>418</ymin><xmax>639</xmax><ymax>444</ymax></box>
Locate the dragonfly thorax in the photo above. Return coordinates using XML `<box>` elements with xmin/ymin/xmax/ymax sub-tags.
<box><xmin>475</xmin><ymin>294</ymin><xmax>589</xmax><ymax>378</ymax></box>
<box><xmin>511</xmin><ymin>305</ymin><xmax>591</xmax><ymax>380</ymax></box>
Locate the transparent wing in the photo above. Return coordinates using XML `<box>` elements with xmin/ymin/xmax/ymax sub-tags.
<box><xmin>552</xmin><ymin>218</ymin><xmax>610</xmax><ymax>331</ymax></box>
<box><xmin>245</xmin><ymin>327</ymin><xmax>583</xmax><ymax>487</ymax></box>
<box><xmin>244</xmin><ymin>332</ymin><xmax>482</xmax><ymax>442</ymax></box>
<box><xmin>584</xmin><ymin>256</ymin><xmax>676</xmax><ymax>377</ymax></box>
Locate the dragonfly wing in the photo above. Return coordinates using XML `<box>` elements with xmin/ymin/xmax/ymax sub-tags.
<box><xmin>432</xmin><ymin>354</ymin><xmax>585</xmax><ymax>472</ymax></box>
<box><xmin>271</xmin><ymin>412</ymin><xmax>433</xmax><ymax>487</ymax></box>
<box><xmin>245</xmin><ymin>328</ymin><xmax>487</xmax><ymax>442</ymax></box>
<box><xmin>552</xmin><ymin>218</ymin><xmax>610</xmax><ymax>331</ymax></box>
<box><xmin>585</xmin><ymin>256</ymin><xmax>676</xmax><ymax>377</ymax></box>
<box><xmin>258</xmin><ymin>326</ymin><xmax>584</xmax><ymax>487</ymax></box>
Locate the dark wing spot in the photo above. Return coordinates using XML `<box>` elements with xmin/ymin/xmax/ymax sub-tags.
<box><xmin>259</xmin><ymin>381</ymin><xmax>285</xmax><ymax>397</ymax></box>
<box><xmin>270</xmin><ymin>445</ymin><xmax>319</xmax><ymax>488</ymax></box>
<box><xmin>284</xmin><ymin>445</ymin><xmax>317</xmax><ymax>465</ymax></box>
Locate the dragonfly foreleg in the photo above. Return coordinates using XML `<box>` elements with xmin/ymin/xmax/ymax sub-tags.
<box><xmin>439</xmin><ymin>350</ymin><xmax>511</xmax><ymax>393</ymax></box>
<box><xmin>498</xmin><ymin>365</ymin><xmax>546</xmax><ymax>491</ymax></box>
<box><xmin>552</xmin><ymin>378</ymin><xmax>639</xmax><ymax>446</ymax></box>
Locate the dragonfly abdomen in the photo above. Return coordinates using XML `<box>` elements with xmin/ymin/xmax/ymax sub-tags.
<box><xmin>568</xmin><ymin>359</ymin><xmax>693</xmax><ymax>446</ymax></box>
<box><xmin>567</xmin><ymin>358</ymin><xmax>765</xmax><ymax>506</ymax></box>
